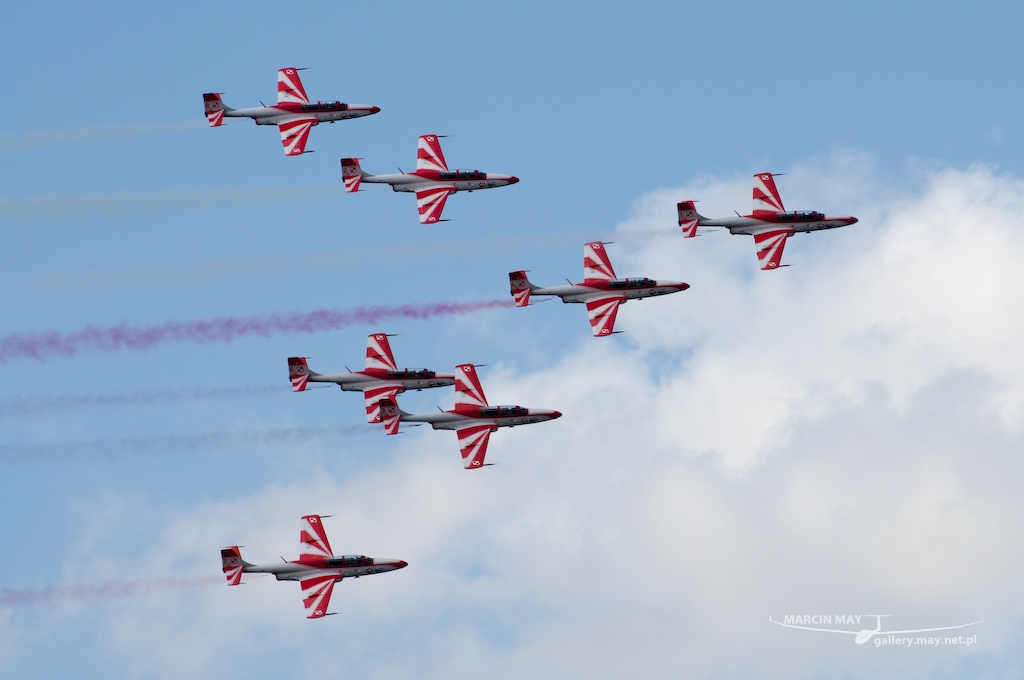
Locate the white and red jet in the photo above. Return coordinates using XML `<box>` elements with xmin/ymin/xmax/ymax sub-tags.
<box><xmin>377</xmin><ymin>364</ymin><xmax>561</xmax><ymax>469</ymax></box>
<box><xmin>288</xmin><ymin>333</ymin><xmax>455</xmax><ymax>424</ymax></box>
<box><xmin>509</xmin><ymin>242</ymin><xmax>690</xmax><ymax>336</ymax></box>
<box><xmin>677</xmin><ymin>173</ymin><xmax>859</xmax><ymax>270</ymax></box>
<box><xmin>221</xmin><ymin>515</ymin><xmax>407</xmax><ymax>619</ymax></box>
<box><xmin>341</xmin><ymin>135</ymin><xmax>519</xmax><ymax>224</ymax></box>
<box><xmin>203</xmin><ymin>68</ymin><xmax>380</xmax><ymax>156</ymax></box>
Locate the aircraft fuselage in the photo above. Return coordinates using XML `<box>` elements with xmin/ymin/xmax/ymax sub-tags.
<box><xmin>309</xmin><ymin>368</ymin><xmax>456</xmax><ymax>393</ymax></box>
<box><xmin>363</xmin><ymin>170</ymin><xmax>519</xmax><ymax>194</ymax></box>
<box><xmin>698</xmin><ymin>210</ymin><xmax>858</xmax><ymax>235</ymax></box>
<box><xmin>534</xmin><ymin>279</ymin><xmax>689</xmax><ymax>304</ymax></box>
<box><xmin>402</xmin><ymin>405</ymin><xmax>562</xmax><ymax>431</ymax></box>
<box><xmin>225</xmin><ymin>101</ymin><xmax>380</xmax><ymax>126</ymax></box>
<box><xmin>244</xmin><ymin>555</ymin><xmax>408</xmax><ymax>582</ymax></box>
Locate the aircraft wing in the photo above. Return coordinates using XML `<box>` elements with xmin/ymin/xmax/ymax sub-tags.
<box><xmin>585</xmin><ymin>295</ymin><xmax>626</xmax><ymax>337</ymax></box>
<box><xmin>417</xmin><ymin>135</ymin><xmax>449</xmax><ymax>172</ymax></box>
<box><xmin>752</xmin><ymin>228</ymin><xmax>794</xmax><ymax>270</ymax></box>
<box><xmin>753</xmin><ymin>173</ymin><xmax>785</xmax><ymax>212</ymax></box>
<box><xmin>364</xmin><ymin>385</ymin><xmax>401</xmax><ymax>424</ymax></box>
<box><xmin>366</xmin><ymin>333</ymin><xmax>398</xmax><ymax>371</ymax></box>
<box><xmin>455</xmin><ymin>422</ymin><xmax>497</xmax><ymax>469</ymax></box>
<box><xmin>300</xmin><ymin>575</ymin><xmax>338</xmax><ymax>619</ymax></box>
<box><xmin>279</xmin><ymin>117</ymin><xmax>318</xmax><ymax>156</ymax></box>
<box><xmin>299</xmin><ymin>515</ymin><xmax>334</xmax><ymax>559</ymax></box>
<box><xmin>415</xmin><ymin>185</ymin><xmax>456</xmax><ymax>224</ymax></box>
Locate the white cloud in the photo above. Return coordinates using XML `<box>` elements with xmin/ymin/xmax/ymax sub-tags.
<box><xmin>18</xmin><ymin>160</ymin><xmax>1024</xmax><ymax>679</ymax></box>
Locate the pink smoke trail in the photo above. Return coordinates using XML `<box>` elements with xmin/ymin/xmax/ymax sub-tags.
<box><xmin>0</xmin><ymin>576</ymin><xmax>222</xmax><ymax>608</ymax></box>
<box><xmin>0</xmin><ymin>299</ymin><xmax>511</xmax><ymax>363</ymax></box>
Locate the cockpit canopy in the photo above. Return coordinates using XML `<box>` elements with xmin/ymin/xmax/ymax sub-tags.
<box><xmin>608</xmin><ymin>277</ymin><xmax>655</xmax><ymax>289</ymax></box>
<box><xmin>387</xmin><ymin>368</ymin><xmax>436</xmax><ymax>379</ymax></box>
<box><xmin>324</xmin><ymin>555</ymin><xmax>372</xmax><ymax>567</ymax></box>
<box><xmin>776</xmin><ymin>210</ymin><xmax>824</xmax><ymax>222</ymax></box>
<box><xmin>300</xmin><ymin>101</ymin><xmax>348</xmax><ymax>112</ymax></box>
<box><xmin>438</xmin><ymin>170</ymin><xmax>486</xmax><ymax>180</ymax></box>
<box><xmin>479</xmin><ymin>405</ymin><xmax>528</xmax><ymax>417</ymax></box>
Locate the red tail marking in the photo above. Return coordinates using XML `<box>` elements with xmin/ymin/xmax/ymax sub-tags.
<box><xmin>378</xmin><ymin>398</ymin><xmax>401</xmax><ymax>435</ymax></box>
<box><xmin>288</xmin><ymin>357</ymin><xmax>310</xmax><ymax>392</ymax></box>
<box><xmin>509</xmin><ymin>271</ymin><xmax>531</xmax><ymax>307</ymax></box>
<box><xmin>221</xmin><ymin>547</ymin><xmax>244</xmax><ymax>586</ymax></box>
<box><xmin>677</xmin><ymin>201</ymin><xmax>699</xmax><ymax>238</ymax></box>
<box><xmin>341</xmin><ymin>158</ymin><xmax>362</xmax><ymax>192</ymax></box>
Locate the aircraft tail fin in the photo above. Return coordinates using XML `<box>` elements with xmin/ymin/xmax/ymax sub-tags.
<box><xmin>341</xmin><ymin>158</ymin><xmax>371</xmax><ymax>192</ymax></box>
<box><xmin>288</xmin><ymin>357</ymin><xmax>321</xmax><ymax>392</ymax></box>
<box><xmin>203</xmin><ymin>93</ymin><xmax>233</xmax><ymax>127</ymax></box>
<box><xmin>509</xmin><ymin>270</ymin><xmax>541</xmax><ymax>307</ymax></box>
<box><xmin>378</xmin><ymin>398</ymin><xmax>411</xmax><ymax>436</ymax></box>
<box><xmin>677</xmin><ymin>200</ymin><xmax>706</xmax><ymax>238</ymax></box>
<box><xmin>221</xmin><ymin>546</ymin><xmax>254</xmax><ymax>586</ymax></box>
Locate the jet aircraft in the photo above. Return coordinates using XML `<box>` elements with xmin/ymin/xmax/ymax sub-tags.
<box><xmin>203</xmin><ymin>68</ymin><xmax>380</xmax><ymax>156</ymax></box>
<box><xmin>221</xmin><ymin>514</ymin><xmax>407</xmax><ymax>619</ymax></box>
<box><xmin>677</xmin><ymin>173</ymin><xmax>858</xmax><ymax>269</ymax></box>
<box><xmin>377</xmin><ymin>364</ymin><xmax>561</xmax><ymax>469</ymax></box>
<box><xmin>289</xmin><ymin>333</ymin><xmax>455</xmax><ymax>424</ymax></box>
<box><xmin>341</xmin><ymin>135</ymin><xmax>519</xmax><ymax>224</ymax></box>
<box><xmin>509</xmin><ymin>242</ymin><xmax>690</xmax><ymax>336</ymax></box>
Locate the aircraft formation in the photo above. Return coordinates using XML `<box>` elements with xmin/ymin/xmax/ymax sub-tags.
<box><xmin>200</xmin><ymin>68</ymin><xmax>858</xmax><ymax>616</ymax></box>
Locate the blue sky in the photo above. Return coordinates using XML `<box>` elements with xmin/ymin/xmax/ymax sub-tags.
<box><xmin>2</xmin><ymin>2</ymin><xmax>1024</xmax><ymax>679</ymax></box>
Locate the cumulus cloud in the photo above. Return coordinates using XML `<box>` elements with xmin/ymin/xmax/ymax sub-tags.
<box><xmin>18</xmin><ymin>159</ymin><xmax>1024</xmax><ymax>679</ymax></box>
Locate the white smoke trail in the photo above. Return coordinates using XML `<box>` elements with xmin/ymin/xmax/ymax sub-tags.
<box><xmin>0</xmin><ymin>230</ymin><xmax>677</xmax><ymax>297</ymax></box>
<box><xmin>0</xmin><ymin>185</ymin><xmax>341</xmax><ymax>221</ymax></box>
<box><xmin>0</xmin><ymin>576</ymin><xmax>222</xmax><ymax>608</ymax></box>
<box><xmin>0</xmin><ymin>120</ymin><xmax>207</xmax><ymax>151</ymax></box>
<box><xmin>0</xmin><ymin>385</ymin><xmax>289</xmax><ymax>418</ymax></box>
<box><xmin>0</xmin><ymin>425</ymin><xmax>369</xmax><ymax>459</ymax></box>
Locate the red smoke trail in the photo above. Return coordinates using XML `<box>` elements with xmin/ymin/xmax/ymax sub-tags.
<box><xmin>0</xmin><ymin>299</ymin><xmax>511</xmax><ymax>363</ymax></box>
<box><xmin>0</xmin><ymin>575</ymin><xmax>222</xmax><ymax>608</ymax></box>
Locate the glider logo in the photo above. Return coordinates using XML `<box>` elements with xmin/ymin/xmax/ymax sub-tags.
<box><xmin>770</xmin><ymin>614</ymin><xmax>982</xmax><ymax>646</ymax></box>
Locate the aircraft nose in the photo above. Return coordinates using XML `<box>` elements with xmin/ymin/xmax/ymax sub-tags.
<box><xmin>849</xmin><ymin>216</ymin><xmax>859</xmax><ymax>224</ymax></box>
<box><xmin>376</xmin><ymin>559</ymin><xmax>408</xmax><ymax>569</ymax></box>
<box><xmin>508</xmin><ymin>176</ymin><xmax>519</xmax><ymax>184</ymax></box>
<box><xmin>370</xmin><ymin>106</ymin><xmax>381</xmax><ymax>114</ymax></box>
